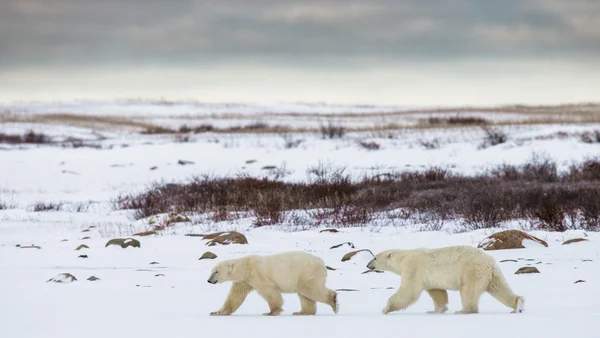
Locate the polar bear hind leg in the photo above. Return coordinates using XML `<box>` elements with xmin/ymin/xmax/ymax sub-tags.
<box><xmin>426</xmin><ymin>289</ymin><xmax>449</xmax><ymax>314</ymax></box>
<box><xmin>297</xmin><ymin>285</ymin><xmax>338</xmax><ymax>314</ymax></box>
<box><xmin>455</xmin><ymin>270</ymin><xmax>490</xmax><ymax>314</ymax></box>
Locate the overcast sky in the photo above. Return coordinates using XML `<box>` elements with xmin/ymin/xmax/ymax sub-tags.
<box><xmin>1</xmin><ymin>0</ymin><xmax>599</xmax><ymax>106</ymax></box>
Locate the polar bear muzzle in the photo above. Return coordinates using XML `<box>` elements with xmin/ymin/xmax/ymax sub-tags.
<box><xmin>366</xmin><ymin>258</ymin><xmax>376</xmax><ymax>270</ymax></box>
<box><xmin>207</xmin><ymin>272</ymin><xmax>218</xmax><ymax>284</ymax></box>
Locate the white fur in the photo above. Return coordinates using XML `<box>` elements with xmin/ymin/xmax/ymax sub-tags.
<box><xmin>207</xmin><ymin>251</ymin><xmax>338</xmax><ymax>316</ymax></box>
<box><xmin>367</xmin><ymin>245</ymin><xmax>525</xmax><ymax>315</ymax></box>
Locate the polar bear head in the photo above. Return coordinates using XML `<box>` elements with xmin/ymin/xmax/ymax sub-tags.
<box><xmin>366</xmin><ymin>250</ymin><xmax>402</xmax><ymax>273</ymax></box>
<box><xmin>207</xmin><ymin>259</ymin><xmax>237</xmax><ymax>284</ymax></box>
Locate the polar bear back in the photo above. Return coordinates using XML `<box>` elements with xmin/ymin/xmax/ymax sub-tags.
<box><xmin>247</xmin><ymin>251</ymin><xmax>328</xmax><ymax>293</ymax></box>
<box><xmin>419</xmin><ymin>246</ymin><xmax>496</xmax><ymax>290</ymax></box>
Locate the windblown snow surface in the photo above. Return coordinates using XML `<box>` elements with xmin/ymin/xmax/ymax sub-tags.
<box><xmin>1</xmin><ymin>101</ymin><xmax>599</xmax><ymax>338</ymax></box>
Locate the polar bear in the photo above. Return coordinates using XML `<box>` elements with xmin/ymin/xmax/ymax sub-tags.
<box><xmin>366</xmin><ymin>245</ymin><xmax>524</xmax><ymax>315</ymax></box>
<box><xmin>207</xmin><ymin>251</ymin><xmax>339</xmax><ymax>316</ymax></box>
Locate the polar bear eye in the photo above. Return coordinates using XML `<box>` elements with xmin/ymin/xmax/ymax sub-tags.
<box><xmin>387</xmin><ymin>253</ymin><xmax>393</xmax><ymax>259</ymax></box>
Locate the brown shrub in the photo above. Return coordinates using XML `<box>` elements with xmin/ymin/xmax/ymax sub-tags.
<box><xmin>115</xmin><ymin>159</ymin><xmax>600</xmax><ymax>232</ymax></box>
<box><xmin>480</xmin><ymin>127</ymin><xmax>507</xmax><ymax>148</ymax></box>
<box><xmin>424</xmin><ymin>116</ymin><xmax>490</xmax><ymax>126</ymax></box>
<box><xmin>0</xmin><ymin>130</ymin><xmax>52</xmax><ymax>144</ymax></box>
<box><xmin>358</xmin><ymin>140</ymin><xmax>380</xmax><ymax>150</ymax></box>
<box><xmin>320</xmin><ymin>122</ymin><xmax>345</xmax><ymax>139</ymax></box>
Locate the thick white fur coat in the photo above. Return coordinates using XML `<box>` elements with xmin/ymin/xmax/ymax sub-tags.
<box><xmin>368</xmin><ymin>245</ymin><xmax>524</xmax><ymax>315</ymax></box>
<box><xmin>208</xmin><ymin>251</ymin><xmax>338</xmax><ymax>316</ymax></box>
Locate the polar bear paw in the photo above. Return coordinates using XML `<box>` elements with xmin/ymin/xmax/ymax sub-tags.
<box><xmin>511</xmin><ymin>297</ymin><xmax>525</xmax><ymax>314</ymax></box>
<box><xmin>210</xmin><ymin>311</ymin><xmax>231</xmax><ymax>316</ymax></box>
<box><xmin>427</xmin><ymin>304</ymin><xmax>448</xmax><ymax>314</ymax></box>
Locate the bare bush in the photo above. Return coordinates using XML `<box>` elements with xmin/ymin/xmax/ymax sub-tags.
<box><xmin>31</xmin><ymin>202</ymin><xmax>62</xmax><ymax>212</ymax></box>
<box><xmin>281</xmin><ymin>133</ymin><xmax>303</xmax><ymax>149</ymax></box>
<box><xmin>0</xmin><ymin>130</ymin><xmax>52</xmax><ymax>144</ymax></box>
<box><xmin>580</xmin><ymin>130</ymin><xmax>600</xmax><ymax>144</ymax></box>
<box><xmin>0</xmin><ymin>201</ymin><xmax>16</xmax><ymax>210</ymax></box>
<box><xmin>320</xmin><ymin>122</ymin><xmax>345</xmax><ymax>139</ymax></box>
<box><xmin>358</xmin><ymin>140</ymin><xmax>380</xmax><ymax>150</ymax></box>
<box><xmin>424</xmin><ymin>116</ymin><xmax>490</xmax><ymax>127</ymax></box>
<box><xmin>480</xmin><ymin>127</ymin><xmax>507</xmax><ymax>148</ymax></box>
<box><xmin>115</xmin><ymin>158</ymin><xmax>600</xmax><ymax>232</ymax></box>
<box><xmin>418</xmin><ymin>138</ymin><xmax>440</xmax><ymax>149</ymax></box>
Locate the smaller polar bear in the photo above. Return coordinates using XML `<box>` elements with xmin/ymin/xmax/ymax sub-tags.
<box><xmin>207</xmin><ymin>251</ymin><xmax>339</xmax><ymax>316</ymax></box>
<box><xmin>366</xmin><ymin>245</ymin><xmax>524</xmax><ymax>315</ymax></box>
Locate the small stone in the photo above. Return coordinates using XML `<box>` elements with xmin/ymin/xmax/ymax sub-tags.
<box><xmin>341</xmin><ymin>249</ymin><xmax>374</xmax><ymax>262</ymax></box>
<box><xmin>81</xmin><ymin>237</ymin><xmax>91</xmax><ymax>240</ymax></box>
<box><xmin>199</xmin><ymin>251</ymin><xmax>217</xmax><ymax>260</ymax></box>
<box><xmin>105</xmin><ymin>238</ymin><xmax>141</xmax><ymax>249</ymax></box>
<box><xmin>574</xmin><ymin>280</ymin><xmax>586</xmax><ymax>284</ymax></box>
<box><xmin>87</xmin><ymin>276</ymin><xmax>100</xmax><ymax>281</ymax></box>
<box><xmin>47</xmin><ymin>273</ymin><xmax>77</xmax><ymax>283</ymax></box>
<box><xmin>478</xmin><ymin>230</ymin><xmax>548</xmax><ymax>251</ymax></box>
<box><xmin>325</xmin><ymin>266</ymin><xmax>336</xmax><ymax>271</ymax></box>
<box><xmin>515</xmin><ymin>267</ymin><xmax>540</xmax><ymax>274</ymax></box>
<box><xmin>81</xmin><ymin>229</ymin><xmax>90</xmax><ymax>233</ymax></box>
<box><xmin>133</xmin><ymin>230</ymin><xmax>157</xmax><ymax>236</ymax></box>
<box><xmin>582</xmin><ymin>259</ymin><xmax>593</xmax><ymax>262</ymax></box>
<box><xmin>61</xmin><ymin>239</ymin><xmax>68</xmax><ymax>242</ymax></box>
<box><xmin>155</xmin><ymin>274</ymin><xmax>165</xmax><ymax>277</ymax></box>
<box><xmin>500</xmin><ymin>259</ymin><xmax>518</xmax><ymax>263</ymax></box>
<box><xmin>149</xmin><ymin>262</ymin><xmax>160</xmax><ymax>265</ymax></box>
<box><xmin>150</xmin><ymin>166</ymin><xmax>158</xmax><ymax>170</ymax></box>
<box><xmin>330</xmin><ymin>242</ymin><xmax>355</xmax><ymax>250</ymax></box>
<box><xmin>563</xmin><ymin>238</ymin><xmax>588</xmax><ymax>245</ymax></box>
<box><xmin>335</xmin><ymin>288</ymin><xmax>359</xmax><ymax>292</ymax></box>
<box><xmin>361</xmin><ymin>269</ymin><xmax>384</xmax><ymax>274</ymax></box>
<box><xmin>177</xmin><ymin>159</ymin><xmax>195</xmax><ymax>165</ymax></box>
<box><xmin>78</xmin><ymin>255</ymin><xmax>88</xmax><ymax>259</ymax></box>
<box><xmin>75</xmin><ymin>244</ymin><xmax>89</xmax><ymax>251</ymax></box>
<box><xmin>205</xmin><ymin>231</ymin><xmax>248</xmax><ymax>246</ymax></box>
<box><xmin>19</xmin><ymin>245</ymin><xmax>41</xmax><ymax>249</ymax></box>
<box><xmin>320</xmin><ymin>229</ymin><xmax>339</xmax><ymax>233</ymax></box>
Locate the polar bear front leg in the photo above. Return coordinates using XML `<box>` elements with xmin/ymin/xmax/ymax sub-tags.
<box><xmin>382</xmin><ymin>285</ymin><xmax>423</xmax><ymax>314</ymax></box>
<box><xmin>382</xmin><ymin>265</ymin><xmax>424</xmax><ymax>315</ymax></box>
<box><xmin>293</xmin><ymin>294</ymin><xmax>317</xmax><ymax>315</ymax></box>
<box><xmin>426</xmin><ymin>289</ymin><xmax>449</xmax><ymax>314</ymax></box>
<box><xmin>256</xmin><ymin>287</ymin><xmax>284</xmax><ymax>316</ymax></box>
<box><xmin>211</xmin><ymin>282</ymin><xmax>254</xmax><ymax>316</ymax></box>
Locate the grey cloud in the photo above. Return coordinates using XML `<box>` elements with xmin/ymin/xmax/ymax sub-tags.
<box><xmin>1</xmin><ymin>0</ymin><xmax>599</xmax><ymax>70</ymax></box>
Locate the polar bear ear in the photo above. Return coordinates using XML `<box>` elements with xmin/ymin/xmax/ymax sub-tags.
<box><xmin>226</xmin><ymin>261</ymin><xmax>235</xmax><ymax>270</ymax></box>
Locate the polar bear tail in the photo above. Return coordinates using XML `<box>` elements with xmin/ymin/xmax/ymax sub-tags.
<box><xmin>487</xmin><ymin>265</ymin><xmax>525</xmax><ymax>313</ymax></box>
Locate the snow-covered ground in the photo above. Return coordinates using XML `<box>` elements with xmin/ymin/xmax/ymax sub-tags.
<box><xmin>1</xmin><ymin>101</ymin><xmax>599</xmax><ymax>338</ymax></box>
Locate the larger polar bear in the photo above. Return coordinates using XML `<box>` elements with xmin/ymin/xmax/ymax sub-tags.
<box><xmin>207</xmin><ymin>251</ymin><xmax>339</xmax><ymax>316</ymax></box>
<box><xmin>366</xmin><ymin>245</ymin><xmax>524</xmax><ymax>315</ymax></box>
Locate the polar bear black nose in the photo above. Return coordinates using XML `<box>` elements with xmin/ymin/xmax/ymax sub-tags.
<box><xmin>207</xmin><ymin>279</ymin><xmax>216</xmax><ymax>284</ymax></box>
<box><xmin>367</xmin><ymin>259</ymin><xmax>376</xmax><ymax>270</ymax></box>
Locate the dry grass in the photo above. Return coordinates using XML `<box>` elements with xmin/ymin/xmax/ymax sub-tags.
<box><xmin>2</xmin><ymin>103</ymin><xmax>598</xmax><ymax>136</ymax></box>
<box><xmin>1</xmin><ymin>114</ymin><xmax>154</xmax><ymax>130</ymax></box>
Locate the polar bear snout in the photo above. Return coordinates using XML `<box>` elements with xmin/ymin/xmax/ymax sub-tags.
<box><xmin>207</xmin><ymin>272</ymin><xmax>219</xmax><ymax>284</ymax></box>
<box><xmin>367</xmin><ymin>258</ymin><xmax>376</xmax><ymax>270</ymax></box>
